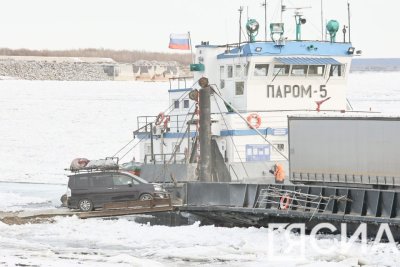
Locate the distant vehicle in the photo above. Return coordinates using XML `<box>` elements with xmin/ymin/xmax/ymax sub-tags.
<box><xmin>66</xmin><ymin>171</ymin><xmax>167</xmax><ymax>211</ymax></box>
<box><xmin>119</xmin><ymin>161</ymin><xmax>141</xmax><ymax>176</ymax></box>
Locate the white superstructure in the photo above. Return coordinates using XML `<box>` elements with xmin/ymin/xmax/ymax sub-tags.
<box><xmin>135</xmin><ymin>33</ymin><xmax>364</xmax><ymax>182</ymax></box>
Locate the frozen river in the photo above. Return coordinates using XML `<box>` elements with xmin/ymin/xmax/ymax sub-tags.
<box><xmin>0</xmin><ymin>72</ymin><xmax>400</xmax><ymax>266</ymax></box>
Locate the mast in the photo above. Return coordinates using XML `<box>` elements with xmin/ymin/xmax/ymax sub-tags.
<box><xmin>238</xmin><ymin>6</ymin><xmax>243</xmax><ymax>48</ymax></box>
<box><xmin>198</xmin><ymin>77</ymin><xmax>212</xmax><ymax>182</ymax></box>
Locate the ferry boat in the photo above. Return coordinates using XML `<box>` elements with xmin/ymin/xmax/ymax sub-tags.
<box><xmin>132</xmin><ymin>4</ymin><xmax>364</xmax><ymax>184</ymax></box>
<box><xmin>63</xmin><ymin>3</ymin><xmax>400</xmax><ymax>238</ymax></box>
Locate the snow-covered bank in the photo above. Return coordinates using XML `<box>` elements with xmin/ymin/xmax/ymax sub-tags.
<box><xmin>0</xmin><ymin>182</ymin><xmax>64</xmax><ymax>212</ymax></box>
<box><xmin>0</xmin><ymin>80</ymin><xmax>169</xmax><ymax>183</ymax></box>
<box><xmin>0</xmin><ymin>216</ymin><xmax>399</xmax><ymax>267</ymax></box>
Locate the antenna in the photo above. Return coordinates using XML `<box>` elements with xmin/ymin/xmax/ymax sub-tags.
<box><xmin>261</xmin><ymin>0</ymin><xmax>267</xmax><ymax>41</ymax></box>
<box><xmin>281</xmin><ymin>0</ymin><xmax>285</xmax><ymax>22</ymax></box>
<box><xmin>342</xmin><ymin>25</ymin><xmax>347</xmax><ymax>43</ymax></box>
<box><xmin>347</xmin><ymin>1</ymin><xmax>351</xmax><ymax>43</ymax></box>
<box><xmin>284</xmin><ymin>6</ymin><xmax>311</xmax><ymax>41</ymax></box>
<box><xmin>238</xmin><ymin>6</ymin><xmax>243</xmax><ymax>48</ymax></box>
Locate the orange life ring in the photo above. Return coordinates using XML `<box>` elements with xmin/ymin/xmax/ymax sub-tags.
<box><xmin>246</xmin><ymin>113</ymin><xmax>262</xmax><ymax>129</ymax></box>
<box><xmin>279</xmin><ymin>195</ymin><xmax>291</xmax><ymax>210</ymax></box>
<box><xmin>155</xmin><ymin>112</ymin><xmax>165</xmax><ymax>125</ymax></box>
<box><xmin>163</xmin><ymin>115</ymin><xmax>170</xmax><ymax>128</ymax></box>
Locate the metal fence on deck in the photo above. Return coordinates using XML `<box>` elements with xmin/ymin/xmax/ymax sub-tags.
<box><xmin>255</xmin><ymin>186</ymin><xmax>351</xmax><ymax>218</ymax></box>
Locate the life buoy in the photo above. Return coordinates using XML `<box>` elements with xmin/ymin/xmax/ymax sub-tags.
<box><xmin>163</xmin><ymin>115</ymin><xmax>170</xmax><ymax>129</ymax></box>
<box><xmin>279</xmin><ymin>195</ymin><xmax>291</xmax><ymax>210</ymax></box>
<box><xmin>155</xmin><ymin>112</ymin><xmax>165</xmax><ymax>126</ymax></box>
<box><xmin>246</xmin><ymin>113</ymin><xmax>262</xmax><ymax>129</ymax></box>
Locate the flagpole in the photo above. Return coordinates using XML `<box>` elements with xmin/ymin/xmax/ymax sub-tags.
<box><xmin>188</xmin><ymin>31</ymin><xmax>194</xmax><ymax>64</ymax></box>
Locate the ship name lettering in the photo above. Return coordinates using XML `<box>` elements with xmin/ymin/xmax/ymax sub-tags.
<box><xmin>266</xmin><ymin>85</ymin><xmax>313</xmax><ymax>98</ymax></box>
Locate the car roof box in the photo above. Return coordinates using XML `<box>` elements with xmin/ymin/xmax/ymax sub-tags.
<box><xmin>69</xmin><ymin>157</ymin><xmax>119</xmax><ymax>172</ymax></box>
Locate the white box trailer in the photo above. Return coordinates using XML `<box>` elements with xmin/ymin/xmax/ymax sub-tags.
<box><xmin>288</xmin><ymin>116</ymin><xmax>400</xmax><ymax>188</ymax></box>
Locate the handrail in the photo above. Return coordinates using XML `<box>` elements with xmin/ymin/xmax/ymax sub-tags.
<box><xmin>144</xmin><ymin>153</ymin><xmax>186</xmax><ymax>164</ymax></box>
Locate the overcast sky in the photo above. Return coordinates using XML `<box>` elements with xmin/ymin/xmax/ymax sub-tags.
<box><xmin>1</xmin><ymin>0</ymin><xmax>398</xmax><ymax>57</ymax></box>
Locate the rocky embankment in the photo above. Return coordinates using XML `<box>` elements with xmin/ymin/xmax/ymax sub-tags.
<box><xmin>0</xmin><ymin>60</ymin><xmax>112</xmax><ymax>81</ymax></box>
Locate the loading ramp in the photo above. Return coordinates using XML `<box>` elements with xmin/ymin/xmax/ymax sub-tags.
<box><xmin>0</xmin><ymin>198</ymin><xmax>175</xmax><ymax>225</ymax></box>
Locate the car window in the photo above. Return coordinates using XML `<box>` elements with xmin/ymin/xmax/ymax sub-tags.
<box><xmin>75</xmin><ymin>176</ymin><xmax>89</xmax><ymax>187</ymax></box>
<box><xmin>91</xmin><ymin>175</ymin><xmax>113</xmax><ymax>187</ymax></box>
<box><xmin>113</xmin><ymin>174</ymin><xmax>139</xmax><ymax>186</ymax></box>
<box><xmin>128</xmin><ymin>174</ymin><xmax>148</xmax><ymax>184</ymax></box>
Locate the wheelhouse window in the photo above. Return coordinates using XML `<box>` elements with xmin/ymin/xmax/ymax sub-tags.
<box><xmin>235</xmin><ymin>81</ymin><xmax>244</xmax><ymax>95</ymax></box>
<box><xmin>220</xmin><ymin>79</ymin><xmax>225</xmax><ymax>89</ymax></box>
<box><xmin>291</xmin><ymin>65</ymin><xmax>308</xmax><ymax>76</ymax></box>
<box><xmin>254</xmin><ymin>64</ymin><xmax>269</xmax><ymax>76</ymax></box>
<box><xmin>308</xmin><ymin>65</ymin><xmax>325</xmax><ymax>76</ymax></box>
<box><xmin>273</xmin><ymin>64</ymin><xmax>290</xmax><ymax>76</ymax></box>
<box><xmin>174</xmin><ymin>100</ymin><xmax>180</xmax><ymax>109</ymax></box>
<box><xmin>227</xmin><ymin>65</ymin><xmax>233</xmax><ymax>78</ymax></box>
<box><xmin>235</xmin><ymin>65</ymin><xmax>243</xmax><ymax>77</ymax></box>
<box><xmin>220</xmin><ymin>66</ymin><xmax>224</xmax><ymax>79</ymax></box>
<box><xmin>183</xmin><ymin>99</ymin><xmax>189</xmax><ymax>108</ymax></box>
<box><xmin>330</xmin><ymin>64</ymin><xmax>345</xmax><ymax>77</ymax></box>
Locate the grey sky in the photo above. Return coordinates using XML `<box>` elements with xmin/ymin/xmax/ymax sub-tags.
<box><xmin>0</xmin><ymin>0</ymin><xmax>398</xmax><ymax>57</ymax></box>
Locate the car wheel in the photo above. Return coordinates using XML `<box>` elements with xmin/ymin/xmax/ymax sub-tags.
<box><xmin>60</xmin><ymin>194</ymin><xmax>68</xmax><ymax>207</ymax></box>
<box><xmin>78</xmin><ymin>199</ymin><xmax>93</xmax><ymax>212</ymax></box>
<box><xmin>139</xmin><ymin>193</ymin><xmax>153</xmax><ymax>201</ymax></box>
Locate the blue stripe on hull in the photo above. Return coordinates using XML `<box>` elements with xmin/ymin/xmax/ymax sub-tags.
<box><xmin>135</xmin><ymin>128</ymin><xmax>287</xmax><ymax>139</ymax></box>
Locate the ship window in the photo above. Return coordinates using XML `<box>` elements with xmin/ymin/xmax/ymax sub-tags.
<box><xmin>220</xmin><ymin>79</ymin><xmax>225</xmax><ymax>89</ymax></box>
<box><xmin>184</xmin><ymin>99</ymin><xmax>189</xmax><ymax>108</ymax></box>
<box><xmin>174</xmin><ymin>100</ymin><xmax>180</xmax><ymax>109</ymax></box>
<box><xmin>235</xmin><ymin>65</ymin><xmax>243</xmax><ymax>77</ymax></box>
<box><xmin>291</xmin><ymin>65</ymin><xmax>308</xmax><ymax>76</ymax></box>
<box><xmin>227</xmin><ymin>65</ymin><xmax>233</xmax><ymax>78</ymax></box>
<box><xmin>145</xmin><ymin>144</ymin><xmax>152</xmax><ymax>155</ymax></box>
<box><xmin>273</xmin><ymin>64</ymin><xmax>290</xmax><ymax>76</ymax></box>
<box><xmin>308</xmin><ymin>65</ymin><xmax>325</xmax><ymax>76</ymax></box>
<box><xmin>330</xmin><ymin>64</ymin><xmax>345</xmax><ymax>77</ymax></box>
<box><xmin>220</xmin><ymin>66</ymin><xmax>224</xmax><ymax>79</ymax></box>
<box><xmin>172</xmin><ymin>142</ymin><xmax>180</xmax><ymax>152</ymax></box>
<box><xmin>235</xmin><ymin>81</ymin><xmax>244</xmax><ymax>95</ymax></box>
<box><xmin>276</xmin><ymin>144</ymin><xmax>285</xmax><ymax>151</ymax></box>
<box><xmin>254</xmin><ymin>64</ymin><xmax>269</xmax><ymax>76</ymax></box>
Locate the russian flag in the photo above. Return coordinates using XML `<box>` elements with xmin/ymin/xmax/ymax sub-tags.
<box><xmin>169</xmin><ymin>33</ymin><xmax>190</xmax><ymax>50</ymax></box>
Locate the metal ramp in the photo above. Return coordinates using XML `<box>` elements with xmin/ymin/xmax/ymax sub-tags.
<box><xmin>0</xmin><ymin>198</ymin><xmax>174</xmax><ymax>224</ymax></box>
<box><xmin>78</xmin><ymin>198</ymin><xmax>173</xmax><ymax>219</ymax></box>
